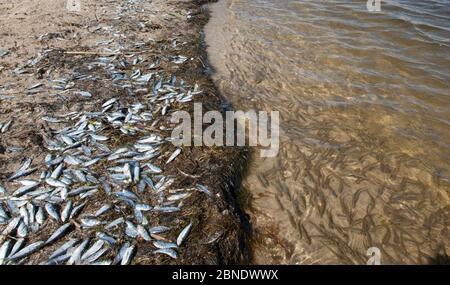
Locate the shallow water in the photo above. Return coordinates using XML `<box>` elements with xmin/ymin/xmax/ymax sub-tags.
<box><xmin>205</xmin><ymin>0</ymin><xmax>450</xmax><ymax>264</ymax></box>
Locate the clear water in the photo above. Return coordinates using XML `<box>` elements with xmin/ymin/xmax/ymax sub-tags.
<box><xmin>205</xmin><ymin>0</ymin><xmax>450</xmax><ymax>264</ymax></box>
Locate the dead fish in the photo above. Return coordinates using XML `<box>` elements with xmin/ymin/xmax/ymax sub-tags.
<box><xmin>144</xmin><ymin>163</ymin><xmax>162</xmax><ymax>174</ymax></box>
<box><xmin>68</xmin><ymin>186</ymin><xmax>97</xmax><ymax>197</ymax></box>
<box><xmin>135</xmin><ymin>204</ymin><xmax>152</xmax><ymax>212</ymax></box>
<box><xmin>45</xmin><ymin>223</ymin><xmax>72</xmax><ymax>245</ymax></box>
<box><xmin>35</xmin><ymin>207</ymin><xmax>46</xmax><ymax>224</ymax></box>
<box><xmin>8</xmin><ymin>241</ymin><xmax>44</xmax><ymax>261</ymax></box>
<box><xmin>13</xmin><ymin>182</ymin><xmax>39</xmax><ymax>197</ymax></box>
<box><xmin>148</xmin><ymin>226</ymin><xmax>171</xmax><ymax>235</ymax></box>
<box><xmin>116</xmin><ymin>190</ymin><xmax>139</xmax><ymax>202</ymax></box>
<box><xmin>67</xmin><ymin>239</ymin><xmax>90</xmax><ymax>265</ymax></box>
<box><xmin>48</xmin><ymin>239</ymin><xmax>78</xmax><ymax>260</ymax></box>
<box><xmin>96</xmin><ymin>232</ymin><xmax>116</xmax><ymax>245</ymax></box>
<box><xmin>61</xmin><ymin>201</ymin><xmax>73</xmax><ymax>222</ymax></box>
<box><xmin>64</xmin><ymin>155</ymin><xmax>82</xmax><ymax>165</ymax></box>
<box><xmin>113</xmin><ymin>242</ymin><xmax>130</xmax><ymax>265</ymax></box>
<box><xmin>19</xmin><ymin>206</ymin><xmax>30</xmax><ymax>226</ymax></box>
<box><xmin>72</xmin><ymin>169</ymin><xmax>87</xmax><ymax>183</ymax></box>
<box><xmin>0</xmin><ymin>240</ymin><xmax>13</xmax><ymax>265</ymax></box>
<box><xmin>102</xmin><ymin>98</ymin><xmax>117</xmax><ymax>108</ymax></box>
<box><xmin>125</xmin><ymin>221</ymin><xmax>139</xmax><ymax>238</ymax></box>
<box><xmin>153</xmin><ymin>240</ymin><xmax>177</xmax><ymax>249</ymax></box>
<box><xmin>94</xmin><ymin>204</ymin><xmax>112</xmax><ymax>217</ymax></box>
<box><xmin>83</xmin><ymin>247</ymin><xmax>109</xmax><ymax>264</ymax></box>
<box><xmin>80</xmin><ymin>217</ymin><xmax>102</xmax><ymax>228</ymax></box>
<box><xmin>45</xmin><ymin>252</ymin><xmax>72</xmax><ymax>265</ymax></box>
<box><xmin>154</xmin><ymin>248</ymin><xmax>177</xmax><ymax>259</ymax></box>
<box><xmin>137</xmin><ymin>225</ymin><xmax>151</xmax><ymax>241</ymax></box>
<box><xmin>28</xmin><ymin>83</ymin><xmax>44</xmax><ymax>90</ymax></box>
<box><xmin>1</xmin><ymin>217</ymin><xmax>21</xmax><ymax>236</ymax></box>
<box><xmin>90</xmin><ymin>134</ymin><xmax>109</xmax><ymax>141</ymax></box>
<box><xmin>26</xmin><ymin>203</ymin><xmax>35</xmax><ymax>223</ymax></box>
<box><xmin>177</xmin><ymin>223</ymin><xmax>192</xmax><ymax>246</ymax></box>
<box><xmin>45</xmin><ymin>203</ymin><xmax>61</xmax><ymax>221</ymax></box>
<box><xmin>105</xmin><ymin>217</ymin><xmax>124</xmax><ymax>230</ymax></box>
<box><xmin>60</xmin><ymin>135</ymin><xmax>74</xmax><ymax>145</ymax></box>
<box><xmin>8</xmin><ymin>238</ymin><xmax>25</xmax><ymax>258</ymax></box>
<box><xmin>166</xmin><ymin>148</ymin><xmax>181</xmax><ymax>164</ymax></box>
<box><xmin>153</xmin><ymin>206</ymin><xmax>180</xmax><ymax>213</ymax></box>
<box><xmin>45</xmin><ymin>178</ymin><xmax>67</xmax><ymax>188</ymax></box>
<box><xmin>1</xmin><ymin>120</ymin><xmax>12</xmax><ymax>133</ymax></box>
<box><xmin>196</xmin><ymin>184</ymin><xmax>212</xmax><ymax>196</ymax></box>
<box><xmin>17</xmin><ymin>220</ymin><xmax>28</xmax><ymax>238</ymax></box>
<box><xmin>81</xmin><ymin>240</ymin><xmax>105</xmax><ymax>261</ymax></box>
<box><xmin>82</xmin><ymin>157</ymin><xmax>101</xmax><ymax>167</ymax></box>
<box><xmin>168</xmin><ymin>193</ymin><xmax>190</xmax><ymax>201</ymax></box>
<box><xmin>50</xmin><ymin>164</ymin><xmax>64</xmax><ymax>179</ymax></box>
<box><xmin>133</xmin><ymin>163</ymin><xmax>140</xmax><ymax>183</ymax></box>
<box><xmin>8</xmin><ymin>158</ymin><xmax>32</xmax><ymax>181</ymax></box>
<box><xmin>120</xmin><ymin>244</ymin><xmax>136</xmax><ymax>265</ymax></box>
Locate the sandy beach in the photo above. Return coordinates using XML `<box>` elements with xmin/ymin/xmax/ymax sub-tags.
<box><xmin>0</xmin><ymin>0</ymin><xmax>248</xmax><ymax>265</ymax></box>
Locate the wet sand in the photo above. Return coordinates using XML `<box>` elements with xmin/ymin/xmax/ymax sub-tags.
<box><xmin>0</xmin><ymin>0</ymin><xmax>248</xmax><ymax>264</ymax></box>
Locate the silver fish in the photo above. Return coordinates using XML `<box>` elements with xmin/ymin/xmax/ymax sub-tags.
<box><xmin>35</xmin><ymin>207</ymin><xmax>46</xmax><ymax>224</ymax></box>
<box><xmin>149</xmin><ymin>226</ymin><xmax>171</xmax><ymax>234</ymax></box>
<box><xmin>125</xmin><ymin>221</ymin><xmax>139</xmax><ymax>238</ymax></box>
<box><xmin>1</xmin><ymin>120</ymin><xmax>12</xmax><ymax>133</ymax></box>
<box><xmin>9</xmin><ymin>238</ymin><xmax>25</xmax><ymax>257</ymax></box>
<box><xmin>153</xmin><ymin>206</ymin><xmax>180</xmax><ymax>213</ymax></box>
<box><xmin>90</xmin><ymin>134</ymin><xmax>109</xmax><ymax>141</ymax></box>
<box><xmin>45</xmin><ymin>203</ymin><xmax>61</xmax><ymax>221</ymax></box>
<box><xmin>96</xmin><ymin>232</ymin><xmax>116</xmax><ymax>245</ymax></box>
<box><xmin>153</xmin><ymin>240</ymin><xmax>177</xmax><ymax>249</ymax></box>
<box><xmin>45</xmin><ymin>178</ymin><xmax>67</xmax><ymax>188</ymax></box>
<box><xmin>105</xmin><ymin>217</ymin><xmax>124</xmax><ymax>230</ymax></box>
<box><xmin>17</xmin><ymin>220</ymin><xmax>28</xmax><ymax>238</ymax></box>
<box><xmin>61</xmin><ymin>201</ymin><xmax>73</xmax><ymax>222</ymax></box>
<box><xmin>13</xmin><ymin>182</ymin><xmax>39</xmax><ymax>197</ymax></box>
<box><xmin>135</xmin><ymin>204</ymin><xmax>152</xmax><ymax>212</ymax></box>
<box><xmin>94</xmin><ymin>204</ymin><xmax>112</xmax><ymax>217</ymax></box>
<box><xmin>83</xmin><ymin>247</ymin><xmax>109</xmax><ymax>264</ymax></box>
<box><xmin>137</xmin><ymin>225</ymin><xmax>151</xmax><ymax>241</ymax></box>
<box><xmin>2</xmin><ymin>217</ymin><xmax>21</xmax><ymax>235</ymax></box>
<box><xmin>0</xmin><ymin>240</ymin><xmax>12</xmax><ymax>265</ymax></box>
<box><xmin>81</xmin><ymin>240</ymin><xmax>105</xmax><ymax>261</ymax></box>
<box><xmin>196</xmin><ymin>184</ymin><xmax>212</xmax><ymax>196</ymax></box>
<box><xmin>48</xmin><ymin>238</ymin><xmax>78</xmax><ymax>260</ymax></box>
<box><xmin>177</xmin><ymin>223</ymin><xmax>193</xmax><ymax>246</ymax></box>
<box><xmin>80</xmin><ymin>218</ymin><xmax>102</xmax><ymax>228</ymax></box>
<box><xmin>9</xmin><ymin>241</ymin><xmax>44</xmax><ymax>261</ymax></box>
<box><xmin>113</xmin><ymin>242</ymin><xmax>130</xmax><ymax>265</ymax></box>
<box><xmin>154</xmin><ymin>248</ymin><xmax>177</xmax><ymax>259</ymax></box>
<box><xmin>67</xmin><ymin>239</ymin><xmax>90</xmax><ymax>265</ymax></box>
<box><xmin>120</xmin><ymin>244</ymin><xmax>136</xmax><ymax>265</ymax></box>
<box><xmin>45</xmin><ymin>223</ymin><xmax>72</xmax><ymax>245</ymax></box>
<box><xmin>50</xmin><ymin>164</ymin><xmax>64</xmax><ymax>179</ymax></box>
<box><xmin>102</xmin><ymin>98</ymin><xmax>117</xmax><ymax>108</ymax></box>
<box><xmin>8</xmin><ymin>158</ymin><xmax>33</xmax><ymax>181</ymax></box>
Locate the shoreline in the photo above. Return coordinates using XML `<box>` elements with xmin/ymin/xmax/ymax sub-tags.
<box><xmin>0</xmin><ymin>0</ymin><xmax>249</xmax><ymax>265</ymax></box>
